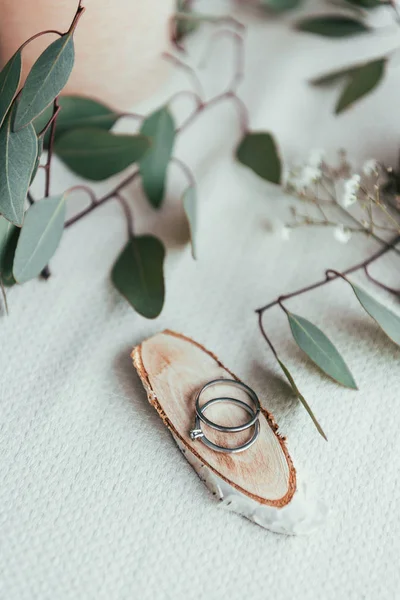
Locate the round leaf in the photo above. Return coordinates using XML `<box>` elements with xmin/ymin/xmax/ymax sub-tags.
<box><xmin>287</xmin><ymin>312</ymin><xmax>357</xmax><ymax>389</ymax></box>
<box><xmin>0</xmin><ymin>110</ymin><xmax>37</xmax><ymax>226</ymax></box>
<box><xmin>55</xmin><ymin>128</ymin><xmax>150</xmax><ymax>180</ymax></box>
<box><xmin>351</xmin><ymin>283</ymin><xmax>400</xmax><ymax>347</ymax></box>
<box><xmin>236</xmin><ymin>132</ymin><xmax>281</xmax><ymax>184</ymax></box>
<box><xmin>34</xmin><ymin>96</ymin><xmax>119</xmax><ymax>147</ymax></box>
<box><xmin>296</xmin><ymin>16</ymin><xmax>369</xmax><ymax>37</ymax></box>
<box><xmin>112</xmin><ymin>235</ymin><xmax>165</xmax><ymax>319</ymax></box>
<box><xmin>335</xmin><ymin>58</ymin><xmax>386</xmax><ymax>114</ymax></box>
<box><xmin>14</xmin><ymin>33</ymin><xmax>75</xmax><ymax>130</ymax></box>
<box><xmin>0</xmin><ymin>51</ymin><xmax>22</xmax><ymax>129</ymax></box>
<box><xmin>182</xmin><ymin>185</ymin><xmax>197</xmax><ymax>259</ymax></box>
<box><xmin>13</xmin><ymin>194</ymin><xmax>66</xmax><ymax>283</ymax></box>
<box><xmin>139</xmin><ymin>107</ymin><xmax>175</xmax><ymax>208</ymax></box>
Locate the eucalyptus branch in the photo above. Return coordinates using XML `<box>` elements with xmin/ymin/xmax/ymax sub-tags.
<box><xmin>65</xmin><ymin>170</ymin><xmax>140</xmax><ymax>228</ymax></box>
<box><xmin>256</xmin><ymin>234</ymin><xmax>400</xmax><ymax>315</ymax></box>
<box><xmin>44</xmin><ymin>98</ymin><xmax>60</xmax><ymax>197</ymax></box>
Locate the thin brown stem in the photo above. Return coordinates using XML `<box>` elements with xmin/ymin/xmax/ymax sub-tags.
<box><xmin>171</xmin><ymin>157</ymin><xmax>195</xmax><ymax>188</ymax></box>
<box><xmin>364</xmin><ymin>265</ymin><xmax>400</xmax><ymax>295</ymax></box>
<box><xmin>65</xmin><ymin>169</ymin><xmax>140</xmax><ymax>228</ymax></box>
<box><xmin>163</xmin><ymin>52</ymin><xmax>205</xmax><ymax>99</ymax></box>
<box><xmin>256</xmin><ymin>234</ymin><xmax>400</xmax><ymax>313</ymax></box>
<box><xmin>115</xmin><ymin>193</ymin><xmax>134</xmax><ymax>238</ymax></box>
<box><xmin>44</xmin><ymin>98</ymin><xmax>60</xmax><ymax>197</ymax></box>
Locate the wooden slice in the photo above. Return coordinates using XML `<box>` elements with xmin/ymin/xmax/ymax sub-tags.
<box><xmin>132</xmin><ymin>330</ymin><xmax>296</xmax><ymax>508</ymax></box>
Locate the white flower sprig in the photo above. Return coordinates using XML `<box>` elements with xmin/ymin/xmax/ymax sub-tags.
<box><xmin>277</xmin><ymin>151</ymin><xmax>400</xmax><ymax>244</ymax></box>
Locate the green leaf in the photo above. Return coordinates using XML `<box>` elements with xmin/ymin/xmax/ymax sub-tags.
<box><xmin>335</xmin><ymin>58</ymin><xmax>386</xmax><ymax>114</ymax></box>
<box><xmin>13</xmin><ymin>194</ymin><xmax>66</xmax><ymax>283</ymax></box>
<box><xmin>0</xmin><ymin>225</ymin><xmax>19</xmax><ymax>286</ymax></box>
<box><xmin>296</xmin><ymin>15</ymin><xmax>369</xmax><ymax>37</ymax></box>
<box><xmin>350</xmin><ymin>282</ymin><xmax>400</xmax><ymax>347</ymax></box>
<box><xmin>311</xmin><ymin>65</ymin><xmax>356</xmax><ymax>86</ymax></box>
<box><xmin>278</xmin><ymin>359</ymin><xmax>327</xmax><ymax>440</ymax></box>
<box><xmin>0</xmin><ymin>217</ymin><xmax>17</xmax><ymax>267</ymax></box>
<box><xmin>236</xmin><ymin>132</ymin><xmax>281</xmax><ymax>184</ymax></box>
<box><xmin>0</xmin><ymin>110</ymin><xmax>37</xmax><ymax>226</ymax></box>
<box><xmin>175</xmin><ymin>0</ymin><xmax>200</xmax><ymax>40</ymax></box>
<box><xmin>139</xmin><ymin>107</ymin><xmax>175</xmax><ymax>208</ymax></box>
<box><xmin>30</xmin><ymin>134</ymin><xmax>45</xmax><ymax>185</ymax></box>
<box><xmin>111</xmin><ymin>235</ymin><xmax>165</xmax><ymax>319</ymax></box>
<box><xmin>346</xmin><ymin>0</ymin><xmax>381</xmax><ymax>7</ymax></box>
<box><xmin>262</xmin><ymin>0</ymin><xmax>303</xmax><ymax>12</ymax></box>
<box><xmin>14</xmin><ymin>33</ymin><xmax>75</xmax><ymax>130</ymax></box>
<box><xmin>33</xmin><ymin>96</ymin><xmax>119</xmax><ymax>147</ymax></box>
<box><xmin>55</xmin><ymin>128</ymin><xmax>150</xmax><ymax>180</ymax></box>
<box><xmin>287</xmin><ymin>312</ymin><xmax>357</xmax><ymax>388</ymax></box>
<box><xmin>182</xmin><ymin>185</ymin><xmax>197</xmax><ymax>259</ymax></box>
<box><xmin>0</xmin><ymin>51</ymin><xmax>22</xmax><ymax>129</ymax></box>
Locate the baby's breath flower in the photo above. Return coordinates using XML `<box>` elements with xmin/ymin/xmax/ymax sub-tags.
<box><xmin>333</xmin><ymin>224</ymin><xmax>352</xmax><ymax>244</ymax></box>
<box><xmin>298</xmin><ymin>165</ymin><xmax>322</xmax><ymax>188</ymax></box>
<box><xmin>341</xmin><ymin>174</ymin><xmax>360</xmax><ymax>208</ymax></box>
<box><xmin>362</xmin><ymin>159</ymin><xmax>378</xmax><ymax>176</ymax></box>
<box><xmin>308</xmin><ymin>149</ymin><xmax>325</xmax><ymax>168</ymax></box>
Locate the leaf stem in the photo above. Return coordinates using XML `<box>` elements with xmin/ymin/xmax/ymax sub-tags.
<box><xmin>171</xmin><ymin>157</ymin><xmax>196</xmax><ymax>188</ymax></box>
<box><xmin>44</xmin><ymin>98</ymin><xmax>60</xmax><ymax>197</ymax></box>
<box><xmin>65</xmin><ymin>169</ymin><xmax>140</xmax><ymax>228</ymax></box>
<box><xmin>256</xmin><ymin>234</ymin><xmax>400</xmax><ymax>313</ymax></box>
<box><xmin>115</xmin><ymin>193</ymin><xmax>134</xmax><ymax>238</ymax></box>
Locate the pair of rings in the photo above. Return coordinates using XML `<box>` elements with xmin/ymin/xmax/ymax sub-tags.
<box><xmin>189</xmin><ymin>379</ymin><xmax>261</xmax><ymax>454</ymax></box>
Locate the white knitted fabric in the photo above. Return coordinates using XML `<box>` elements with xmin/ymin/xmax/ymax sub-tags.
<box><xmin>1</xmin><ymin>3</ymin><xmax>400</xmax><ymax>599</ymax></box>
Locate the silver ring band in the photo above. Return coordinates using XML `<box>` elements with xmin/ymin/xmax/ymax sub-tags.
<box><xmin>190</xmin><ymin>397</ymin><xmax>260</xmax><ymax>454</ymax></box>
<box><xmin>195</xmin><ymin>378</ymin><xmax>260</xmax><ymax>433</ymax></box>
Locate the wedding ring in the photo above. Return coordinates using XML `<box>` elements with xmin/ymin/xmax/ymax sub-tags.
<box><xmin>190</xmin><ymin>397</ymin><xmax>260</xmax><ymax>454</ymax></box>
<box><xmin>189</xmin><ymin>378</ymin><xmax>261</xmax><ymax>454</ymax></box>
<box><xmin>195</xmin><ymin>379</ymin><xmax>260</xmax><ymax>432</ymax></box>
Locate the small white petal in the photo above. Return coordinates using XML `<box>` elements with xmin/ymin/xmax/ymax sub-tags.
<box><xmin>299</xmin><ymin>165</ymin><xmax>322</xmax><ymax>187</ymax></box>
<box><xmin>333</xmin><ymin>225</ymin><xmax>352</xmax><ymax>244</ymax></box>
<box><xmin>362</xmin><ymin>159</ymin><xmax>378</xmax><ymax>176</ymax></box>
<box><xmin>308</xmin><ymin>149</ymin><xmax>325</xmax><ymax>168</ymax></box>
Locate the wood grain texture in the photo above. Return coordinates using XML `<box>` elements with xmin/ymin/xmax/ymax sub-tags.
<box><xmin>132</xmin><ymin>330</ymin><xmax>296</xmax><ymax>507</ymax></box>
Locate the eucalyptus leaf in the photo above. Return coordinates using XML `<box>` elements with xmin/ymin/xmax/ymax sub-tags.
<box><xmin>0</xmin><ymin>51</ymin><xmax>22</xmax><ymax>129</ymax></box>
<box><xmin>13</xmin><ymin>194</ymin><xmax>66</xmax><ymax>283</ymax></box>
<box><xmin>111</xmin><ymin>235</ymin><xmax>165</xmax><ymax>319</ymax></box>
<box><xmin>287</xmin><ymin>312</ymin><xmax>357</xmax><ymax>388</ymax></box>
<box><xmin>30</xmin><ymin>134</ymin><xmax>45</xmax><ymax>185</ymax></box>
<box><xmin>350</xmin><ymin>282</ymin><xmax>400</xmax><ymax>347</ymax></box>
<box><xmin>55</xmin><ymin>128</ymin><xmax>150</xmax><ymax>180</ymax></box>
<box><xmin>311</xmin><ymin>65</ymin><xmax>356</xmax><ymax>86</ymax></box>
<box><xmin>0</xmin><ymin>226</ymin><xmax>19</xmax><ymax>287</ymax></box>
<box><xmin>346</xmin><ymin>0</ymin><xmax>381</xmax><ymax>7</ymax></box>
<box><xmin>139</xmin><ymin>107</ymin><xmax>175</xmax><ymax>208</ymax></box>
<box><xmin>262</xmin><ymin>0</ymin><xmax>303</xmax><ymax>11</ymax></box>
<box><xmin>14</xmin><ymin>33</ymin><xmax>75</xmax><ymax>130</ymax></box>
<box><xmin>278</xmin><ymin>359</ymin><xmax>327</xmax><ymax>440</ymax></box>
<box><xmin>0</xmin><ymin>217</ymin><xmax>17</xmax><ymax>267</ymax></box>
<box><xmin>0</xmin><ymin>110</ymin><xmax>37</xmax><ymax>226</ymax></box>
<box><xmin>182</xmin><ymin>185</ymin><xmax>197</xmax><ymax>259</ymax></box>
<box><xmin>34</xmin><ymin>96</ymin><xmax>119</xmax><ymax>147</ymax></box>
<box><xmin>296</xmin><ymin>15</ymin><xmax>369</xmax><ymax>37</ymax></box>
<box><xmin>175</xmin><ymin>0</ymin><xmax>200</xmax><ymax>40</ymax></box>
<box><xmin>335</xmin><ymin>58</ymin><xmax>386</xmax><ymax>114</ymax></box>
<box><xmin>236</xmin><ymin>132</ymin><xmax>281</xmax><ymax>184</ymax></box>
